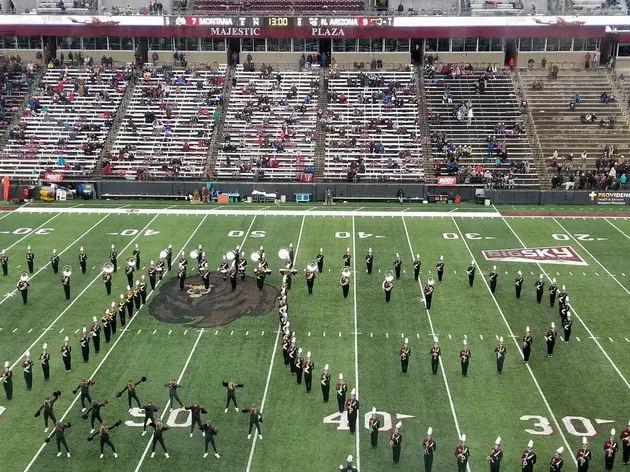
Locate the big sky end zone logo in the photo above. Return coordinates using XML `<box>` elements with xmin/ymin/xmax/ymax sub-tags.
<box><xmin>482</xmin><ymin>246</ymin><xmax>587</xmax><ymax>266</ymax></box>
<box><xmin>148</xmin><ymin>273</ymin><xmax>278</xmax><ymax>328</ymax></box>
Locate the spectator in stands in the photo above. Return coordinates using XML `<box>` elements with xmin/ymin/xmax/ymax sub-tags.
<box><xmin>509</xmin><ymin>57</ymin><xmax>515</xmax><ymax>70</ymax></box>
<box><xmin>584</xmin><ymin>53</ymin><xmax>591</xmax><ymax>69</ymax></box>
<box><xmin>466</xmin><ymin>107</ymin><xmax>473</xmax><ymax>126</ymax></box>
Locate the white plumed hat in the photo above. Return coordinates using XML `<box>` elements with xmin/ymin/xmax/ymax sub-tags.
<box><xmin>433</xmin><ymin>336</ymin><xmax>438</xmax><ymax>343</ymax></box>
<box><xmin>461</xmin><ymin>434</ymin><xmax>466</xmax><ymax>442</ymax></box>
<box><xmin>298</xmin><ymin>348</ymin><xmax>302</xmax><ymax>355</ymax></box>
<box><xmin>347</xmin><ymin>455</ymin><xmax>353</xmax><ymax>463</ymax></box>
<box><xmin>526</xmin><ymin>326</ymin><xmax>530</xmax><ymax>332</ymax></box>
<box><xmin>346</xmin><ymin>247</ymin><xmax>350</xmax><ymax>253</ymax></box>
<box><xmin>43</xmin><ymin>343</ymin><xmax>48</xmax><ymax>350</ymax></box>
<box><xmin>25</xmin><ymin>351</ymin><xmax>30</xmax><ymax>357</ymax></box>
<box><xmin>539</xmin><ymin>274</ymin><xmax>543</xmax><ymax>279</ymax></box>
<box><xmin>518</xmin><ymin>270</ymin><xmax>522</xmax><ymax>275</ymax></box>
<box><xmin>64</xmin><ymin>336</ymin><xmax>69</xmax><ymax>342</ymax></box>
<box><xmin>556</xmin><ymin>447</ymin><xmax>564</xmax><ymax>454</ymax></box>
<box><xmin>93</xmin><ymin>316</ymin><xmax>97</xmax><ymax>323</ymax></box>
<box><xmin>427</xmin><ymin>427</ymin><xmax>433</xmax><ymax>435</ymax></box>
<box><xmin>528</xmin><ymin>440</ymin><xmax>534</xmax><ymax>448</ymax></box>
<box><xmin>611</xmin><ymin>428</ymin><xmax>616</xmax><ymax>436</ymax></box>
<box><xmin>582</xmin><ymin>437</ymin><xmax>588</xmax><ymax>445</ymax></box>
<box><xmin>499</xmin><ymin>336</ymin><xmax>504</xmax><ymax>343</ymax></box>
<box><xmin>339</xmin><ymin>373</ymin><xmax>343</xmax><ymax>380</ymax></box>
<box><xmin>350</xmin><ymin>388</ymin><xmax>356</xmax><ymax>396</ymax></box>
<box><xmin>463</xmin><ymin>339</ymin><xmax>468</xmax><ymax>346</ymax></box>
<box><xmin>551</xmin><ymin>322</ymin><xmax>555</xmax><ymax>328</ymax></box>
<box><xmin>324</xmin><ymin>364</ymin><xmax>329</xmax><ymax>370</ymax></box>
<box><xmin>372</xmin><ymin>407</ymin><xmax>376</xmax><ymax>414</ymax></box>
<box><xmin>496</xmin><ymin>437</ymin><xmax>501</xmax><ymax>445</ymax></box>
<box><xmin>562</xmin><ymin>285</ymin><xmax>566</xmax><ymax>291</ymax></box>
<box><xmin>404</xmin><ymin>337</ymin><xmax>408</xmax><ymax>344</ymax></box>
<box><xmin>3</xmin><ymin>361</ymin><xmax>8</xmax><ymax>368</ymax></box>
<box><xmin>396</xmin><ymin>422</ymin><xmax>402</xmax><ymax>429</ymax></box>
<box><xmin>552</xmin><ymin>278</ymin><xmax>556</xmax><ymax>283</ymax></box>
<box><xmin>440</xmin><ymin>255</ymin><xmax>443</xmax><ymax>261</ymax></box>
<box><xmin>111</xmin><ymin>244</ymin><xmax>115</xmax><ymax>249</ymax></box>
<box><xmin>307</xmin><ymin>351</ymin><xmax>311</xmax><ymax>358</ymax></box>
<box><xmin>82</xmin><ymin>327</ymin><xmax>87</xmax><ymax>334</ymax></box>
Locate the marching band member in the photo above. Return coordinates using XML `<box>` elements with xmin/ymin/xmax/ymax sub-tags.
<box><xmin>133</xmin><ymin>243</ymin><xmax>141</xmax><ymax>270</ymax></box>
<box><xmin>413</xmin><ymin>254</ymin><xmax>421</xmax><ymax>281</ymax></box>
<box><xmin>305</xmin><ymin>264</ymin><xmax>315</xmax><ymax>294</ymax></box>
<box><xmin>219</xmin><ymin>256</ymin><xmax>229</xmax><ymax>281</ymax></box>
<box><xmin>17</xmin><ymin>275</ymin><xmax>29</xmax><ymax>304</ymax></box>
<box><xmin>294</xmin><ymin>348</ymin><xmax>304</xmax><ymax>384</ymax></box>
<box><xmin>341</xmin><ymin>270</ymin><xmax>350</xmax><ymax>299</ymax></box>
<box><xmin>109</xmin><ymin>302</ymin><xmax>117</xmax><ymax>335</ymax></box>
<box><xmin>621</xmin><ymin>421</ymin><xmax>630</xmax><ymax>465</ymax></box>
<box><xmin>133</xmin><ymin>280</ymin><xmax>141</xmax><ymax>309</ymax></box>
<box><xmin>400</xmin><ymin>337</ymin><xmax>410</xmax><ymax>374</ymax></box>
<box><xmin>559</xmin><ymin>298</ymin><xmax>570</xmax><ymax>324</ymax></box>
<box><xmin>184</xmin><ymin>401</ymin><xmax>207</xmax><ymax>437</ymax></box>
<box><xmin>73</xmin><ymin>378</ymin><xmax>94</xmax><ymax>411</ymax></box>
<box><xmin>343</xmin><ymin>248</ymin><xmax>351</xmax><ymax>267</ymax></box>
<box><xmin>165</xmin><ymin>379</ymin><xmax>183</xmax><ymax>410</ymax></box>
<box><xmin>45</xmin><ymin>421</ymin><xmax>71</xmax><ymax>457</ymax></box>
<box><xmin>198</xmin><ymin>251</ymin><xmax>208</xmax><ymax>270</ymax></box>
<box><xmin>489</xmin><ymin>437</ymin><xmax>503</xmax><ymax>472</ymax></box>
<box><xmin>577</xmin><ymin>437</ymin><xmax>591</xmax><ymax>472</ymax></box>
<box><xmin>489</xmin><ymin>265</ymin><xmax>498</xmax><ymax>293</ymax></box>
<box><xmin>255</xmin><ymin>264</ymin><xmax>265</xmax><ymax>290</ymax></box>
<box><xmin>222</xmin><ymin>378</ymin><xmax>244</xmax><ymax>413</ymax></box>
<box><xmin>455</xmin><ymin>434</ymin><xmax>470</xmax><ymax>472</ymax></box>
<box><xmin>200</xmin><ymin>419</ymin><xmax>220</xmax><ymax>458</ymax></box>
<box><xmin>369</xmin><ymin>408</ymin><xmax>380</xmax><ymax>448</ymax></box>
<box><xmin>460</xmin><ymin>338</ymin><xmax>471</xmax><ymax>377</ymax></box>
<box><xmin>102</xmin><ymin>309</ymin><xmax>111</xmax><ymax>344</ymax></box>
<box><xmin>366</xmin><ymin>248</ymin><xmax>374</xmax><ymax>274</ymax></box>
<box><xmin>390</xmin><ymin>422</ymin><xmax>403</xmax><ymax>464</ymax></box>
<box><xmin>156</xmin><ymin>257</ymin><xmax>166</xmax><ymax>281</ymax></box>
<box><xmin>2</xmin><ymin>361</ymin><xmax>13</xmax><ymax>400</ymax></box>
<box><xmin>383</xmin><ymin>274</ymin><xmax>393</xmax><ymax>303</ymax></box>
<box><xmin>118</xmin><ymin>294</ymin><xmax>126</xmax><ymax>327</ymax></box>
<box><xmin>178</xmin><ymin>263</ymin><xmax>187</xmax><ymax>290</ymax></box>
<box><xmin>40</xmin><ymin>343</ymin><xmax>50</xmax><ymax>381</ymax></box>
<box><xmin>79</xmin><ymin>247</ymin><xmax>87</xmax><ymax>274</ymax></box>
<box><xmin>424</xmin><ymin>278</ymin><xmax>434</xmax><ymax>309</ymax></box>
<box><xmin>558</xmin><ymin>285</ymin><xmax>568</xmax><ymax>317</ymax></box>
<box><xmin>346</xmin><ymin>388</ymin><xmax>359</xmax><ymax>434</ymax></box>
<box><xmin>545</xmin><ymin>322</ymin><xmax>557</xmax><ymax>357</ymax></box>
<box><xmin>535</xmin><ymin>274</ymin><xmax>545</xmax><ymax>303</ymax></box>
<box><xmin>125</xmin><ymin>259</ymin><xmax>134</xmax><ymax>287</ymax></box>
<box><xmin>562</xmin><ymin>313</ymin><xmax>572</xmax><ymax>343</ymax></box>
<box><xmin>288</xmin><ymin>336</ymin><xmax>298</xmax><ymax>374</ymax></box>
<box><xmin>141</xmin><ymin>401</ymin><xmax>159</xmax><ymax>436</ymax></box>
<box><xmin>523</xmin><ymin>326</ymin><xmax>533</xmax><ymax>363</ymax></box>
<box><xmin>26</xmin><ymin>246</ymin><xmax>34</xmax><ymax>274</ymax></box>
<box><xmin>605</xmin><ymin>428</ymin><xmax>619</xmax><ymax>471</ymax></box>
<box><xmin>199</xmin><ymin>265</ymin><xmax>209</xmax><ymax>289</ymax></box>
<box><xmin>522</xmin><ymin>440</ymin><xmax>536</xmax><ymax>472</ymax></box>
<box><xmin>429</xmin><ymin>336</ymin><xmax>441</xmax><ymax>375</ymax></box>
<box><xmin>340</xmin><ymin>455</ymin><xmax>358</xmax><ymax>472</ymax></box>
<box><xmin>110</xmin><ymin>244</ymin><xmax>118</xmax><ymax>272</ymax></box>
<box><xmin>87</xmin><ymin>421</ymin><xmax>121</xmax><ymax>459</ymax></box>
<box><xmin>116</xmin><ymin>377</ymin><xmax>145</xmax><ymax>411</ymax></box>
<box><xmin>196</xmin><ymin>245</ymin><xmax>203</xmax><ymax>268</ymax></box>
<box><xmin>514</xmin><ymin>270</ymin><xmax>524</xmax><ymax>299</ymax></box>
<box><xmin>550</xmin><ymin>447</ymin><xmax>564</xmax><ymax>472</ymax></box>
<box><xmin>61</xmin><ymin>269</ymin><xmax>71</xmax><ymax>300</ymax></box>
<box><xmin>80</xmin><ymin>327</ymin><xmax>90</xmax><ymax>363</ymax></box>
<box><xmin>165</xmin><ymin>244</ymin><xmax>173</xmax><ymax>271</ymax></box>
<box><xmin>422</xmin><ymin>427</ymin><xmax>436</xmax><ymax>472</ymax></box>
<box><xmin>51</xmin><ymin>249</ymin><xmax>59</xmax><ymax>274</ymax></box>
<box><xmin>61</xmin><ymin>336</ymin><xmax>72</xmax><ymax>372</ymax></box>
<box><xmin>83</xmin><ymin>400</ymin><xmax>107</xmax><ymax>433</ymax></box>
<box><xmin>281</xmin><ymin>331</ymin><xmax>291</xmax><ymax>365</ymax></box>
<box><xmin>436</xmin><ymin>255</ymin><xmax>444</xmax><ymax>282</ymax></box>
<box><xmin>22</xmin><ymin>351</ymin><xmax>33</xmax><ymax>390</ymax></box>
<box><xmin>237</xmin><ymin>251</ymin><xmax>247</xmax><ymax>280</ymax></box>
<box><xmin>467</xmin><ymin>260</ymin><xmax>475</xmax><ymax>287</ymax></box>
<box><xmin>178</xmin><ymin>251</ymin><xmax>187</xmax><ymax>271</ymax></box>
<box><xmin>149</xmin><ymin>421</ymin><xmax>170</xmax><ymax>459</ymax></box>
<box><xmin>140</xmin><ymin>276</ymin><xmax>147</xmax><ymax>304</ymax></box>
<box><xmin>34</xmin><ymin>391</ymin><xmax>60</xmax><ymax>432</ymax></box>
<box><xmin>259</xmin><ymin>252</ymin><xmax>270</xmax><ymax>274</ymax></box>
<box><xmin>0</xmin><ymin>248</ymin><xmax>8</xmax><ymax>275</ymax></box>
<box><xmin>494</xmin><ymin>337</ymin><xmax>506</xmax><ymax>374</ymax></box>
<box><xmin>316</xmin><ymin>248</ymin><xmax>324</xmax><ymax>273</ymax></box>
<box><xmin>243</xmin><ymin>403</ymin><xmax>263</xmax><ymax>440</ymax></box>
<box><xmin>288</xmin><ymin>243</ymin><xmax>294</xmax><ymax>267</ymax></box>
<box><xmin>336</xmin><ymin>373</ymin><xmax>347</xmax><ymax>414</ymax></box>
<box><xmin>230</xmin><ymin>264</ymin><xmax>237</xmax><ymax>291</ymax></box>
<box><xmin>321</xmin><ymin>364</ymin><xmax>331</xmax><ymax>402</ymax></box>
<box><xmin>394</xmin><ymin>253</ymin><xmax>402</xmax><ymax>279</ymax></box>
<box><xmin>148</xmin><ymin>261</ymin><xmax>157</xmax><ymax>290</ymax></box>
<box><xmin>549</xmin><ymin>278</ymin><xmax>558</xmax><ymax>307</ymax></box>
<box><xmin>303</xmin><ymin>351</ymin><xmax>314</xmax><ymax>392</ymax></box>
<box><xmin>103</xmin><ymin>266</ymin><xmax>112</xmax><ymax>295</ymax></box>
<box><xmin>125</xmin><ymin>285</ymin><xmax>134</xmax><ymax>319</ymax></box>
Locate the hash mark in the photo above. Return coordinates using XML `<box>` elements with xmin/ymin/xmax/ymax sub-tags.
<box><xmin>245</xmin><ymin>331</ymin><xmax>249</xmax><ymax>336</ymax></box>
<box><xmin>230</xmin><ymin>331</ymin><xmax>234</xmax><ymax>336</ymax></box>
<box><xmin>495</xmin><ymin>335</ymin><xmax>499</xmax><ymax>340</ymax></box>
<box><xmin>371</xmin><ymin>333</ymin><xmax>373</xmax><ymax>338</ymax></box>
<box><xmin>401</xmin><ymin>333</ymin><xmax>404</xmax><ymax>339</ymax></box>
<box><xmin>583</xmin><ymin>272</ymin><xmax>586</xmax><ymax>276</ymax></box>
<box><xmin>480</xmin><ymin>334</ymin><xmax>483</xmax><ymax>340</ymax></box>
<box><xmin>625</xmin><ymin>338</ymin><xmax>629</xmax><ymax>342</ymax></box>
<box><xmin>92</xmin><ymin>266</ymin><xmax>96</xmax><ymax>270</ymax></box>
<box><xmin>261</xmin><ymin>331</ymin><xmax>264</xmax><ymax>336</ymax></box>
<box><xmin>137</xmin><ymin>330</ymin><xmax>141</xmax><ymax>334</ymax></box>
<box><xmin>576</xmin><ymin>337</ymin><xmax>580</xmax><ymax>342</ymax></box>
<box><xmin>59</xmin><ymin>329</ymin><xmax>64</xmax><ymax>334</ymax></box>
<box><xmin>530</xmin><ymin>271</ymin><xmax>534</xmax><ymax>275</ymax></box>
<box><xmin>168</xmin><ymin>330</ymin><xmax>172</xmax><ymax>335</ymax></box>
<box><xmin>338</xmin><ymin>332</ymin><xmax>342</xmax><ymax>337</ymax></box>
<box><xmin>308</xmin><ymin>332</ymin><xmax>311</xmax><ymax>336</ymax></box>
<box><xmin>152</xmin><ymin>330</ymin><xmax>157</xmax><ymax>335</ymax></box>
<box><xmin>12</xmin><ymin>328</ymin><xmax>17</xmax><ymax>333</ymax></box>
<box><xmin>448</xmin><ymin>334</ymin><xmax>452</xmax><ymax>339</ymax></box>
<box><xmin>74</xmin><ymin>329</ymin><xmax>80</xmax><ymax>334</ymax></box>
<box><xmin>622</xmin><ymin>273</ymin><xmax>626</xmax><ymax>277</ymax></box>
<box><xmin>609</xmin><ymin>337</ymin><xmax>614</xmax><ymax>342</ymax></box>
<box><xmin>454</xmin><ymin>270</ymin><xmax>457</xmax><ymax>274</ymax></box>
<box><xmin>28</xmin><ymin>328</ymin><xmax>32</xmax><ymax>333</ymax></box>
<box><xmin>595</xmin><ymin>272</ymin><xmax>599</xmax><ymax>276</ymax></box>
<box><xmin>569</xmin><ymin>272</ymin><xmax>573</xmax><ymax>276</ymax></box>
<box><xmin>416</xmin><ymin>333</ymin><xmax>419</xmax><ymax>339</ymax></box>
<box><xmin>556</xmin><ymin>272</ymin><xmax>560</xmax><ymax>276</ymax></box>
<box><xmin>323</xmin><ymin>332</ymin><xmax>326</xmax><ymax>337</ymax></box>
<box><xmin>386</xmin><ymin>333</ymin><xmax>389</xmax><ymax>338</ymax></box>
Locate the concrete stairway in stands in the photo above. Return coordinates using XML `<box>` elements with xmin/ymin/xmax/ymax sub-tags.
<box><xmin>313</xmin><ymin>67</ymin><xmax>327</xmax><ymax>181</ymax></box>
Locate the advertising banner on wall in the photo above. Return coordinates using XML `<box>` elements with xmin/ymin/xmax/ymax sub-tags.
<box><xmin>588</xmin><ymin>191</ymin><xmax>630</xmax><ymax>205</ymax></box>
<box><xmin>437</xmin><ymin>176</ymin><xmax>457</xmax><ymax>187</ymax></box>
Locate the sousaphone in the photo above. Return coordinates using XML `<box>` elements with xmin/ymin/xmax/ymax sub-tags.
<box><xmin>384</xmin><ymin>271</ymin><xmax>394</xmax><ymax>283</ymax></box>
<box><xmin>306</xmin><ymin>261</ymin><xmax>317</xmax><ymax>272</ymax></box>
<box><xmin>427</xmin><ymin>275</ymin><xmax>436</xmax><ymax>286</ymax></box>
<box><xmin>102</xmin><ymin>263</ymin><xmax>114</xmax><ymax>274</ymax></box>
<box><xmin>278</xmin><ymin>247</ymin><xmax>290</xmax><ymax>260</ymax></box>
<box><xmin>62</xmin><ymin>265</ymin><xmax>72</xmax><ymax>277</ymax></box>
<box><xmin>19</xmin><ymin>271</ymin><xmax>29</xmax><ymax>281</ymax></box>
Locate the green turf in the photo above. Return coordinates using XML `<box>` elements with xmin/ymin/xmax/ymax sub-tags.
<box><xmin>0</xmin><ymin>208</ymin><xmax>628</xmax><ymax>472</ymax></box>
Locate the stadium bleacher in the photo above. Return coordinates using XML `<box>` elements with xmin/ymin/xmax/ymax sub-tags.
<box><xmin>324</xmin><ymin>67</ymin><xmax>424</xmax><ymax>182</ymax></box>
<box><xmin>214</xmin><ymin>65</ymin><xmax>319</xmax><ymax>181</ymax></box>
<box><xmin>37</xmin><ymin>0</ymin><xmax>90</xmax><ymax>14</ymax></box>
<box><xmin>0</xmin><ymin>65</ymin><xmax>129</xmax><ymax>179</ymax></box>
<box><xmin>0</xmin><ymin>56</ymin><xmax>38</xmax><ymax>132</ymax></box>
<box><xmin>108</xmin><ymin>66</ymin><xmax>226</xmax><ymax>180</ymax></box>
<box><xmin>424</xmin><ymin>65</ymin><xmax>538</xmax><ymax>188</ymax></box>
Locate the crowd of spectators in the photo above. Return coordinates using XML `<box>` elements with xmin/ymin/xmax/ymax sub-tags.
<box><xmin>550</xmin><ymin>145</ymin><xmax>628</xmax><ymax>190</ymax></box>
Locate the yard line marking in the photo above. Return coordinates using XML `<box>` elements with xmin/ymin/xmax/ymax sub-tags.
<box><xmin>491</xmin><ymin>211</ymin><xmax>630</xmax><ymax>390</ymax></box>
<box><xmin>604</xmin><ymin>218</ymin><xmax>630</xmax><ymax>242</ymax></box>
<box><xmin>350</xmin><ymin>215</ymin><xmax>361</xmax><ymax>471</ymax></box>
<box><xmin>1</xmin><ymin>213</ymin><xmax>61</xmax><ymax>254</ymax></box>
<box><xmin>576</xmin><ymin>337</ymin><xmax>581</xmax><ymax>342</ymax></box>
<box><xmin>402</xmin><ymin>216</ymin><xmax>471</xmax><ymax>472</ymax></box>
<box><xmin>133</xmin><ymin>328</ymin><xmax>205</xmax><ymax>472</ymax></box>
<box><xmin>245</xmin><ymin>330</ymin><xmax>249</xmax><ymax>336</ymax></box>
<box><xmin>452</xmin><ymin>217</ymin><xmax>576</xmax><ymax>466</ymax></box>
<box><xmin>0</xmin><ymin>214</ymin><xmax>110</xmax><ymax>306</ymax></box>
<box><xmin>8</xmin><ymin>214</ymin><xmax>161</xmax><ymax>370</ymax></box>
<box><xmin>246</xmin><ymin>214</ymin><xmax>306</xmax><ymax>472</ymax></box>
<box><xmin>553</xmin><ymin>218</ymin><xmax>630</xmax><ymax>295</ymax></box>
<box><xmin>168</xmin><ymin>330</ymin><xmax>172</xmax><ymax>335</ymax></box>
<box><xmin>152</xmin><ymin>330</ymin><xmax>157</xmax><ymax>335</ymax></box>
<box><xmin>27</xmin><ymin>328</ymin><xmax>32</xmax><ymax>333</ymax></box>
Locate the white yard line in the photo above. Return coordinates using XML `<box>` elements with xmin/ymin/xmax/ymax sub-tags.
<box><xmin>451</xmin><ymin>217</ymin><xmax>577</xmax><ymax>466</ymax></box>
<box><xmin>246</xmin><ymin>214</ymin><xmax>306</xmax><ymax>472</ymax></box>
<box><xmin>401</xmin><ymin>216</ymin><xmax>471</xmax><ymax>472</ymax></box>
<box><xmin>1</xmin><ymin>213</ymin><xmax>61</xmax><ymax>252</ymax></box>
<box><xmin>605</xmin><ymin>218</ymin><xmax>630</xmax><ymax>241</ymax></box>
<box><xmin>24</xmin><ymin>214</ymin><xmax>210</xmax><ymax>470</ymax></box>
<box><xmin>552</xmin><ymin>218</ymin><xmax>630</xmax><ymax>295</ymax></box>
<box><xmin>0</xmin><ymin>215</ymin><xmax>110</xmax><ymax>307</ymax></box>
<box><xmin>9</xmin><ymin>214</ymin><xmax>156</xmax><ymax>369</ymax></box>
<box><xmin>495</xmin><ymin>215</ymin><xmax>630</xmax><ymax>390</ymax></box>
<box><xmin>351</xmin><ymin>216</ymin><xmax>360</xmax><ymax>471</ymax></box>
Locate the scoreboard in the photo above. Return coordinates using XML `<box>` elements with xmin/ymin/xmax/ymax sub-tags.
<box><xmin>167</xmin><ymin>16</ymin><xmax>393</xmax><ymax>28</ymax></box>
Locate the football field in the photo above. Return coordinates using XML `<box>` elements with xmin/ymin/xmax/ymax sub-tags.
<box><xmin>0</xmin><ymin>202</ymin><xmax>629</xmax><ymax>472</ymax></box>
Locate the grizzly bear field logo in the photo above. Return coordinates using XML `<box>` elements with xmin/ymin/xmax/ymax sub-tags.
<box><xmin>148</xmin><ymin>272</ymin><xmax>278</xmax><ymax>328</ymax></box>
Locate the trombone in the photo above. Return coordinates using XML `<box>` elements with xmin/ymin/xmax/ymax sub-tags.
<box><xmin>62</xmin><ymin>266</ymin><xmax>72</xmax><ymax>277</ymax></box>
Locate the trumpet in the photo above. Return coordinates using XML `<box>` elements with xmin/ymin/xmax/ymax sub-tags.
<box><xmin>127</xmin><ymin>257</ymin><xmax>136</xmax><ymax>267</ymax></box>
<box><xmin>102</xmin><ymin>263</ymin><xmax>114</xmax><ymax>274</ymax></box>
<box><xmin>190</xmin><ymin>250</ymin><xmax>199</xmax><ymax>259</ymax></box>
<box><xmin>306</xmin><ymin>261</ymin><xmax>317</xmax><ymax>273</ymax></box>
<box><xmin>278</xmin><ymin>248</ymin><xmax>290</xmax><ymax>260</ymax></box>
<box><xmin>19</xmin><ymin>271</ymin><xmax>29</xmax><ymax>281</ymax></box>
<box><xmin>62</xmin><ymin>266</ymin><xmax>72</xmax><ymax>277</ymax></box>
<box><xmin>159</xmin><ymin>250</ymin><xmax>168</xmax><ymax>259</ymax></box>
<box><xmin>427</xmin><ymin>275</ymin><xmax>436</xmax><ymax>286</ymax></box>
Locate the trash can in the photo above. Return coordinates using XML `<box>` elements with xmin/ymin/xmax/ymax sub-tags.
<box><xmin>281</xmin><ymin>195</ymin><xmax>286</xmax><ymax>203</ymax></box>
